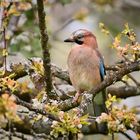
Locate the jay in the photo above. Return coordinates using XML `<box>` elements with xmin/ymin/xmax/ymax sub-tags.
<box><xmin>64</xmin><ymin>29</ymin><xmax>106</xmax><ymax>102</ymax></box>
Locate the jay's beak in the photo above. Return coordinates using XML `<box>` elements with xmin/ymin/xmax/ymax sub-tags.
<box><xmin>64</xmin><ymin>37</ymin><xmax>75</xmax><ymax>42</ymax></box>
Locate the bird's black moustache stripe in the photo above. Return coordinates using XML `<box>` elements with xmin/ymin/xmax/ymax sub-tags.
<box><xmin>75</xmin><ymin>39</ymin><xmax>83</xmax><ymax>45</ymax></box>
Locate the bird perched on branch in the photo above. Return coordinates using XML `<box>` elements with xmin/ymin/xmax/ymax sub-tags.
<box><xmin>64</xmin><ymin>29</ymin><xmax>106</xmax><ymax>102</ymax></box>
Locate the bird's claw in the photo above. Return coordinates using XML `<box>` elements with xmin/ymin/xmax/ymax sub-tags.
<box><xmin>72</xmin><ymin>92</ymin><xmax>80</xmax><ymax>103</ymax></box>
<box><xmin>72</xmin><ymin>97</ymin><xmax>78</xmax><ymax>103</ymax></box>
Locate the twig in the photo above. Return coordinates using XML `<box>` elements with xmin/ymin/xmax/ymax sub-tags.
<box><xmin>0</xmin><ymin>4</ymin><xmax>4</xmax><ymax>29</ymax></box>
<box><xmin>8</xmin><ymin>120</ymin><xmax>12</xmax><ymax>140</ymax></box>
<box><xmin>3</xmin><ymin>28</ymin><xmax>7</xmax><ymax>73</ymax></box>
<box><xmin>36</xmin><ymin>0</ymin><xmax>52</xmax><ymax>98</ymax></box>
<box><xmin>2</xmin><ymin>2</ymin><xmax>13</xmax><ymax>73</ymax></box>
<box><xmin>120</xmin><ymin>79</ymin><xmax>130</xmax><ymax>86</ymax></box>
<box><xmin>112</xmin><ymin>133</ymin><xmax>114</xmax><ymax>140</ymax></box>
<box><xmin>52</xmin><ymin>18</ymin><xmax>74</xmax><ymax>40</ymax></box>
<box><xmin>127</xmin><ymin>74</ymin><xmax>140</xmax><ymax>87</ymax></box>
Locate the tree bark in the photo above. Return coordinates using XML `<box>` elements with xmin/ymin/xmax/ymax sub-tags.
<box><xmin>37</xmin><ymin>0</ymin><xmax>53</xmax><ymax>99</ymax></box>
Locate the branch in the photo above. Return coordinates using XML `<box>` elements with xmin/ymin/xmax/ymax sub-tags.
<box><xmin>58</xmin><ymin>60</ymin><xmax>140</xmax><ymax>110</ymax></box>
<box><xmin>4</xmin><ymin>58</ymin><xmax>136</xmax><ymax>85</ymax></box>
<box><xmin>2</xmin><ymin>60</ymin><xmax>140</xmax><ymax>112</ymax></box>
<box><xmin>107</xmin><ymin>86</ymin><xmax>140</xmax><ymax>98</ymax></box>
<box><xmin>15</xmin><ymin>95</ymin><xmax>60</xmax><ymax>122</ymax></box>
<box><xmin>0</xmin><ymin>128</ymin><xmax>51</xmax><ymax>140</ymax></box>
<box><xmin>36</xmin><ymin>0</ymin><xmax>52</xmax><ymax>98</ymax></box>
<box><xmin>3</xmin><ymin>60</ymin><xmax>139</xmax><ymax>111</ymax></box>
<box><xmin>51</xmin><ymin>63</ymin><xmax>71</xmax><ymax>84</ymax></box>
<box><xmin>91</xmin><ymin>61</ymin><xmax>140</xmax><ymax>98</ymax></box>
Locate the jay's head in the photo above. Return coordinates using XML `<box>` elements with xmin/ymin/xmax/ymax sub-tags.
<box><xmin>64</xmin><ymin>29</ymin><xmax>98</xmax><ymax>48</ymax></box>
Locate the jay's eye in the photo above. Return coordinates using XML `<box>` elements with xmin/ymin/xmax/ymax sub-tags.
<box><xmin>77</xmin><ymin>34</ymin><xmax>84</xmax><ymax>39</ymax></box>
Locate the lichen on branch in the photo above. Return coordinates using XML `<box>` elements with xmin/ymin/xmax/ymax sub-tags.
<box><xmin>36</xmin><ymin>0</ymin><xmax>53</xmax><ymax>99</ymax></box>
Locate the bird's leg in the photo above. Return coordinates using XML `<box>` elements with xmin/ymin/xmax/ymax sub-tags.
<box><xmin>72</xmin><ymin>91</ymin><xmax>81</xmax><ymax>103</ymax></box>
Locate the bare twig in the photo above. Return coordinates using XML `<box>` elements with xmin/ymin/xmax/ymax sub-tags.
<box><xmin>127</xmin><ymin>74</ymin><xmax>140</xmax><ymax>87</ymax></box>
<box><xmin>3</xmin><ymin>28</ymin><xmax>7</xmax><ymax>73</ymax></box>
<box><xmin>120</xmin><ymin>79</ymin><xmax>130</xmax><ymax>86</ymax></box>
<box><xmin>0</xmin><ymin>4</ymin><xmax>4</xmax><ymax>29</ymax></box>
<box><xmin>112</xmin><ymin>133</ymin><xmax>114</xmax><ymax>140</ymax></box>
<box><xmin>2</xmin><ymin>2</ymin><xmax>13</xmax><ymax>73</ymax></box>
<box><xmin>52</xmin><ymin>18</ymin><xmax>74</xmax><ymax>40</ymax></box>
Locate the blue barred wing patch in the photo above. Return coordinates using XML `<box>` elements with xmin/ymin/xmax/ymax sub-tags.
<box><xmin>99</xmin><ymin>60</ymin><xmax>106</xmax><ymax>81</ymax></box>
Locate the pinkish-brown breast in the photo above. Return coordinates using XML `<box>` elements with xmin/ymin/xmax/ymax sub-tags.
<box><xmin>67</xmin><ymin>45</ymin><xmax>101</xmax><ymax>92</ymax></box>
